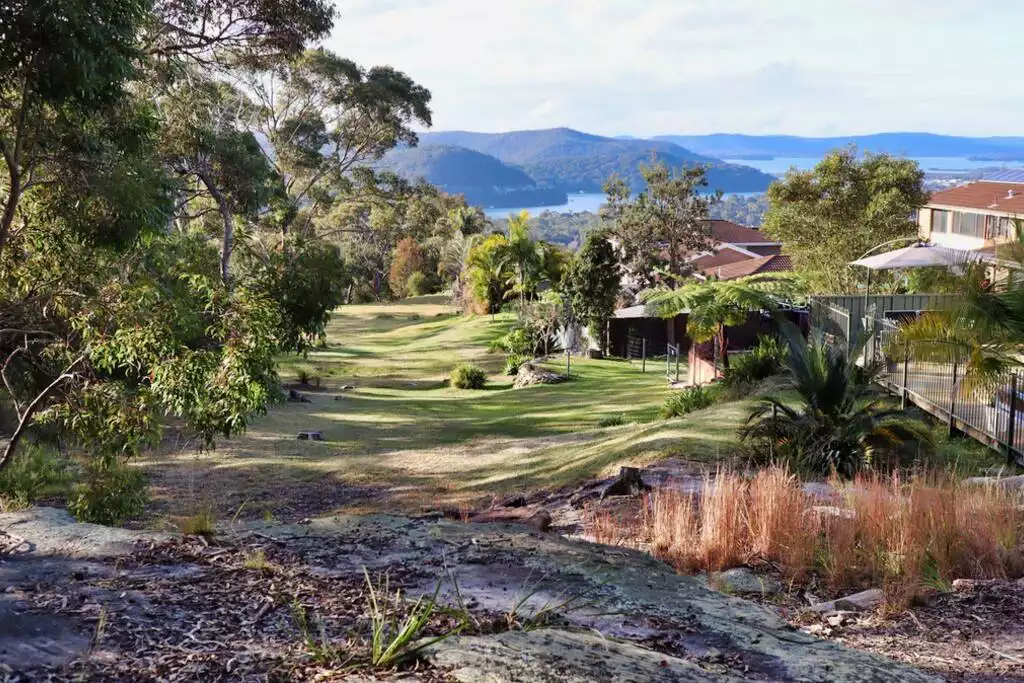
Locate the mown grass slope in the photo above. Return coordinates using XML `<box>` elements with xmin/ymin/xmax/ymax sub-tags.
<box><xmin>143</xmin><ymin>296</ymin><xmax>758</xmax><ymax>520</ymax></box>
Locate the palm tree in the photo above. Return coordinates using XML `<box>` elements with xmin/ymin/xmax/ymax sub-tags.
<box><xmin>897</xmin><ymin>224</ymin><xmax>1024</xmax><ymax>383</ymax></box>
<box><xmin>502</xmin><ymin>211</ymin><xmax>544</xmax><ymax>306</ymax></box>
<box><xmin>642</xmin><ymin>273</ymin><xmax>802</xmax><ymax>370</ymax></box>
<box><xmin>742</xmin><ymin>321</ymin><xmax>931</xmax><ymax>477</ymax></box>
<box><xmin>438</xmin><ymin>229</ymin><xmax>479</xmax><ymax>308</ymax></box>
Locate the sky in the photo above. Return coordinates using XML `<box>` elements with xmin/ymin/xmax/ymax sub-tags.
<box><xmin>326</xmin><ymin>1</ymin><xmax>1023</xmax><ymax>138</ymax></box>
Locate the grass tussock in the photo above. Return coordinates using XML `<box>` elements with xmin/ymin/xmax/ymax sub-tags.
<box><xmin>592</xmin><ymin>466</ymin><xmax>1024</xmax><ymax>608</ymax></box>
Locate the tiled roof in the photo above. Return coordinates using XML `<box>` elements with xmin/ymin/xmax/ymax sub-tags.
<box><xmin>690</xmin><ymin>245</ymin><xmax>753</xmax><ymax>270</ymax></box>
<box><xmin>709</xmin><ymin>219</ymin><xmax>778</xmax><ymax>245</ymax></box>
<box><xmin>702</xmin><ymin>254</ymin><xmax>793</xmax><ymax>280</ymax></box>
<box><xmin>928</xmin><ymin>182</ymin><xmax>1024</xmax><ymax>214</ymax></box>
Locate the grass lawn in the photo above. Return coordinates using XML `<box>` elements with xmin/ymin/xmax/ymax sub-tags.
<box><xmin>142</xmin><ymin>295</ymin><xmax>759</xmax><ymax>521</ymax></box>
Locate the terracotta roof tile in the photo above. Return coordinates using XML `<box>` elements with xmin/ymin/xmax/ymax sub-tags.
<box><xmin>690</xmin><ymin>246</ymin><xmax>754</xmax><ymax>270</ymax></box>
<box><xmin>709</xmin><ymin>219</ymin><xmax>778</xmax><ymax>244</ymax></box>
<box><xmin>928</xmin><ymin>182</ymin><xmax>1024</xmax><ymax>214</ymax></box>
<box><xmin>702</xmin><ymin>254</ymin><xmax>793</xmax><ymax>280</ymax></box>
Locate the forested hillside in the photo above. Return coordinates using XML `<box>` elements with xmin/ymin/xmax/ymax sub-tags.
<box><xmin>421</xmin><ymin>128</ymin><xmax>775</xmax><ymax>194</ymax></box>
<box><xmin>378</xmin><ymin>144</ymin><xmax>566</xmax><ymax>207</ymax></box>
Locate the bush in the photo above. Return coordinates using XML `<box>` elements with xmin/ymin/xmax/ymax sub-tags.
<box><xmin>597</xmin><ymin>414</ymin><xmax>626</xmax><ymax>428</ymax></box>
<box><xmin>450</xmin><ymin>364</ymin><xmax>487</xmax><ymax>390</ymax></box>
<box><xmin>0</xmin><ymin>444</ymin><xmax>73</xmax><ymax>509</ymax></box>
<box><xmin>725</xmin><ymin>336</ymin><xmax>788</xmax><ymax>387</ymax></box>
<box><xmin>488</xmin><ymin>328</ymin><xmax>532</xmax><ymax>355</ymax></box>
<box><xmin>503</xmin><ymin>354</ymin><xmax>530</xmax><ymax>376</ymax></box>
<box><xmin>68</xmin><ymin>459</ymin><xmax>149</xmax><ymax>525</ymax></box>
<box><xmin>660</xmin><ymin>385</ymin><xmax>719</xmax><ymax>419</ymax></box>
<box><xmin>406</xmin><ymin>271</ymin><xmax>435</xmax><ymax>297</ymax></box>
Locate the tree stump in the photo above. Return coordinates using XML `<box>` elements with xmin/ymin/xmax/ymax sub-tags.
<box><xmin>602</xmin><ymin>466</ymin><xmax>650</xmax><ymax>498</ymax></box>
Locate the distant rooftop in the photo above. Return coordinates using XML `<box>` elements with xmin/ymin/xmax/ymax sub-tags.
<box><xmin>928</xmin><ymin>181</ymin><xmax>1024</xmax><ymax>213</ymax></box>
<box><xmin>702</xmin><ymin>254</ymin><xmax>793</xmax><ymax>280</ymax></box>
<box><xmin>708</xmin><ymin>219</ymin><xmax>779</xmax><ymax>245</ymax></box>
<box><xmin>981</xmin><ymin>169</ymin><xmax>1024</xmax><ymax>184</ymax></box>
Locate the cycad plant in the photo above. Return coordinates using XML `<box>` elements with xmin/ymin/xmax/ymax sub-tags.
<box><xmin>742</xmin><ymin>321</ymin><xmax>931</xmax><ymax>477</ymax></box>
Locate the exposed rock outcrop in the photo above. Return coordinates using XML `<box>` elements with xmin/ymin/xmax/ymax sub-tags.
<box><xmin>513</xmin><ymin>362</ymin><xmax>566</xmax><ymax>388</ymax></box>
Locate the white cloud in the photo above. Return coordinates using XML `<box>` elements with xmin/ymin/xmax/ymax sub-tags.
<box><xmin>325</xmin><ymin>0</ymin><xmax>1022</xmax><ymax>135</ymax></box>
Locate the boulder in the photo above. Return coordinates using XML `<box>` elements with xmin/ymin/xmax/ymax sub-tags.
<box><xmin>710</xmin><ymin>567</ymin><xmax>782</xmax><ymax>596</ymax></box>
<box><xmin>601</xmin><ymin>466</ymin><xmax>650</xmax><ymax>498</ymax></box>
<box><xmin>809</xmin><ymin>588</ymin><xmax>883</xmax><ymax>613</ymax></box>
<box><xmin>469</xmin><ymin>508</ymin><xmax>552</xmax><ymax>532</ymax></box>
<box><xmin>804</xmin><ymin>506</ymin><xmax>856</xmax><ymax>521</ymax></box>
<box><xmin>513</xmin><ymin>362</ymin><xmax>565</xmax><ymax>388</ymax></box>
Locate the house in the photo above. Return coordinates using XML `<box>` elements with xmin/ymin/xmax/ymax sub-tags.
<box><xmin>689</xmin><ymin>220</ymin><xmax>791</xmax><ymax>281</ymax></box>
<box><xmin>918</xmin><ymin>171</ymin><xmax>1024</xmax><ymax>252</ymax></box>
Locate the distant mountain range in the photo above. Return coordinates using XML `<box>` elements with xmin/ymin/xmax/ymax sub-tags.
<box><xmin>376</xmin><ymin>128</ymin><xmax>776</xmax><ymax>209</ymax></box>
<box><xmin>652</xmin><ymin>133</ymin><xmax>1024</xmax><ymax>161</ymax></box>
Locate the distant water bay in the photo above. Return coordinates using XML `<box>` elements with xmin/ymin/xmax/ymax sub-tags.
<box><xmin>481</xmin><ymin>191</ymin><xmax>762</xmax><ymax>218</ymax></box>
<box><xmin>724</xmin><ymin>156</ymin><xmax>1024</xmax><ymax>175</ymax></box>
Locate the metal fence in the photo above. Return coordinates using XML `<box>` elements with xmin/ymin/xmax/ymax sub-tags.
<box><xmin>812</xmin><ymin>298</ymin><xmax>1024</xmax><ymax>467</ymax></box>
<box><xmin>666</xmin><ymin>343</ymin><xmax>682</xmax><ymax>382</ymax></box>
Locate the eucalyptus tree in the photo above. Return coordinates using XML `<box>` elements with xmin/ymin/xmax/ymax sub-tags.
<box><xmin>603</xmin><ymin>160</ymin><xmax>719</xmax><ymax>290</ymax></box>
<box><xmin>0</xmin><ymin>0</ymin><xmax>334</xmax><ymax>474</ymax></box>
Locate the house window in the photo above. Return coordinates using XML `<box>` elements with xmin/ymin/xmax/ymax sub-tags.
<box><xmin>932</xmin><ymin>210</ymin><xmax>950</xmax><ymax>234</ymax></box>
<box><xmin>953</xmin><ymin>212</ymin><xmax>985</xmax><ymax>238</ymax></box>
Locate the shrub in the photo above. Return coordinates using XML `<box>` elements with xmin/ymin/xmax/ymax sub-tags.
<box><xmin>660</xmin><ymin>385</ymin><xmax>719</xmax><ymax>419</ymax></box>
<box><xmin>68</xmin><ymin>459</ymin><xmax>149</xmax><ymax>525</ymax></box>
<box><xmin>597</xmin><ymin>414</ymin><xmax>626</xmax><ymax>428</ymax></box>
<box><xmin>488</xmin><ymin>328</ymin><xmax>532</xmax><ymax>355</ymax></box>
<box><xmin>406</xmin><ymin>271</ymin><xmax>436</xmax><ymax>297</ymax></box>
<box><xmin>389</xmin><ymin>237</ymin><xmax>427</xmax><ymax>299</ymax></box>
<box><xmin>611</xmin><ymin>467</ymin><xmax>1024</xmax><ymax>609</ymax></box>
<box><xmin>177</xmin><ymin>506</ymin><xmax>216</xmax><ymax>537</ymax></box>
<box><xmin>450</xmin><ymin>364</ymin><xmax>487</xmax><ymax>390</ymax></box>
<box><xmin>725</xmin><ymin>336</ymin><xmax>788</xmax><ymax>386</ymax></box>
<box><xmin>503</xmin><ymin>354</ymin><xmax>530</xmax><ymax>376</ymax></box>
<box><xmin>0</xmin><ymin>443</ymin><xmax>73</xmax><ymax>509</ymax></box>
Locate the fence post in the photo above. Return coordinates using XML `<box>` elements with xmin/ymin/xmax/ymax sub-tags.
<box><xmin>641</xmin><ymin>338</ymin><xmax>646</xmax><ymax>374</ymax></box>
<box><xmin>901</xmin><ymin>344</ymin><xmax>910</xmax><ymax>410</ymax></box>
<box><xmin>666</xmin><ymin>344</ymin><xmax>670</xmax><ymax>378</ymax></box>
<box><xmin>948</xmin><ymin>358</ymin><xmax>959</xmax><ymax>437</ymax></box>
<box><xmin>1007</xmin><ymin>373</ymin><xmax>1019</xmax><ymax>466</ymax></box>
<box><xmin>675</xmin><ymin>347</ymin><xmax>681</xmax><ymax>383</ymax></box>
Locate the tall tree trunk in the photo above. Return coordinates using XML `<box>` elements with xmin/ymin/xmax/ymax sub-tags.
<box><xmin>198</xmin><ymin>172</ymin><xmax>234</xmax><ymax>286</ymax></box>
<box><xmin>0</xmin><ymin>172</ymin><xmax>21</xmax><ymax>263</ymax></box>
<box><xmin>718</xmin><ymin>324</ymin><xmax>730</xmax><ymax>373</ymax></box>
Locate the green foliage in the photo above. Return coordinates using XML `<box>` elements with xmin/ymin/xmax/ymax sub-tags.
<box><xmin>660</xmin><ymin>385</ymin><xmax>720</xmax><ymax>419</ymax></box>
<box><xmin>643</xmin><ymin>274</ymin><xmax>803</xmax><ymax>369</ymax></box>
<box><xmin>240</xmin><ymin>237</ymin><xmax>347</xmax><ymax>353</ymax></box>
<box><xmin>69</xmin><ymin>459</ymin><xmax>149</xmax><ymax>525</ymax></box>
<box><xmin>763</xmin><ymin>149</ymin><xmax>927</xmax><ymax>293</ymax></box>
<box><xmin>503</xmin><ymin>354</ymin><xmax>530</xmax><ymax>376</ymax></box>
<box><xmin>466</xmin><ymin>233</ymin><xmax>513</xmax><ymax>313</ymax></box>
<box><xmin>604</xmin><ymin>161</ymin><xmax>718</xmax><ymax>289</ymax></box>
<box><xmin>489</xmin><ymin>328</ymin><xmax>532</xmax><ymax>355</ymax></box>
<box><xmin>450</xmin><ymin>364</ymin><xmax>487</xmax><ymax>390</ymax></box>
<box><xmin>364</xmin><ymin>568</ymin><xmax>459</xmax><ymax>668</ymax></box>
<box><xmin>597</xmin><ymin>414</ymin><xmax>626</xmax><ymax>428</ymax></box>
<box><xmin>742</xmin><ymin>322</ymin><xmax>932</xmax><ymax>477</ymax></box>
<box><xmin>561</xmin><ymin>232</ymin><xmax>621</xmax><ymax>340</ymax></box>
<box><xmin>405</xmin><ymin>271</ymin><xmax>434</xmax><ymax>297</ymax></box>
<box><xmin>0</xmin><ymin>444</ymin><xmax>72</xmax><ymax>509</ymax></box>
<box><xmin>724</xmin><ymin>336</ymin><xmax>789</xmax><ymax>386</ymax></box>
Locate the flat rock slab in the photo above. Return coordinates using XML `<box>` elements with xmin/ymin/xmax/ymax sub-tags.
<box><xmin>0</xmin><ymin>507</ymin><xmax>169</xmax><ymax>558</ymax></box>
<box><xmin>426</xmin><ymin>629</ymin><xmax>738</xmax><ymax>682</ymax></box>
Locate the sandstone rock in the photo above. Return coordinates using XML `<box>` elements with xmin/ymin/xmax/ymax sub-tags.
<box><xmin>424</xmin><ymin>628</ymin><xmax>736</xmax><ymax>683</ymax></box>
<box><xmin>804</xmin><ymin>505</ymin><xmax>856</xmax><ymax>521</ymax></box>
<box><xmin>952</xmin><ymin>578</ymin><xmax>1012</xmax><ymax>592</ymax></box>
<box><xmin>469</xmin><ymin>508</ymin><xmax>552</xmax><ymax>532</ymax></box>
<box><xmin>602</xmin><ymin>466</ymin><xmax>650</xmax><ymax>498</ymax></box>
<box><xmin>513</xmin><ymin>362</ymin><xmax>565</xmax><ymax>388</ymax></box>
<box><xmin>711</xmin><ymin>567</ymin><xmax>782</xmax><ymax>596</ymax></box>
<box><xmin>809</xmin><ymin>588</ymin><xmax>883</xmax><ymax>613</ymax></box>
<box><xmin>0</xmin><ymin>507</ymin><xmax>170</xmax><ymax>559</ymax></box>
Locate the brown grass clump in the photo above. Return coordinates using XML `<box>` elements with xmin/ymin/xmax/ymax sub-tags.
<box><xmin>590</xmin><ymin>466</ymin><xmax>1024</xmax><ymax>608</ymax></box>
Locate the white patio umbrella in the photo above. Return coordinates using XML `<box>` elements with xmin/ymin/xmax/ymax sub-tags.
<box><xmin>850</xmin><ymin>243</ymin><xmax>979</xmax><ymax>271</ymax></box>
